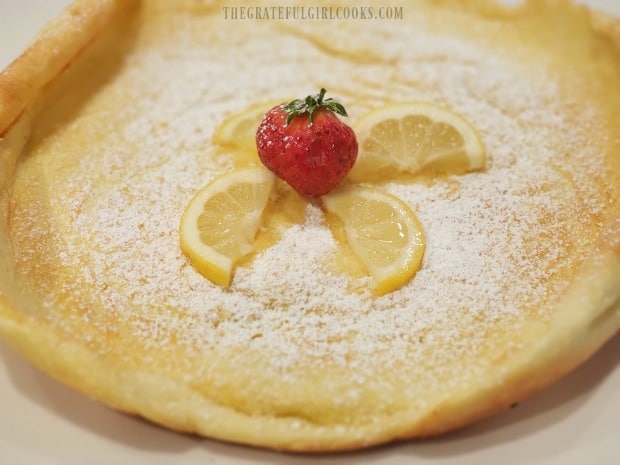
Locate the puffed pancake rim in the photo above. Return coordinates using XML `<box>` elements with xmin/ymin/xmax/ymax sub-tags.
<box><xmin>0</xmin><ymin>0</ymin><xmax>619</xmax><ymax>452</ymax></box>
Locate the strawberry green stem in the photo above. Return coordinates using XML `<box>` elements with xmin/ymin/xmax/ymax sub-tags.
<box><xmin>283</xmin><ymin>88</ymin><xmax>348</xmax><ymax>126</ymax></box>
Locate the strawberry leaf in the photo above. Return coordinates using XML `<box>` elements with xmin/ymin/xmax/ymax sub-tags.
<box><xmin>283</xmin><ymin>88</ymin><xmax>348</xmax><ymax>126</ymax></box>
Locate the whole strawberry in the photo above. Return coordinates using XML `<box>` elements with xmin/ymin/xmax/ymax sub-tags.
<box><xmin>256</xmin><ymin>88</ymin><xmax>358</xmax><ymax>197</ymax></box>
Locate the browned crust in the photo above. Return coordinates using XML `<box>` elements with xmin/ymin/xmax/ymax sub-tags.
<box><xmin>590</xmin><ymin>8</ymin><xmax>620</xmax><ymax>50</ymax></box>
<box><xmin>0</xmin><ymin>0</ymin><xmax>123</xmax><ymax>136</ymax></box>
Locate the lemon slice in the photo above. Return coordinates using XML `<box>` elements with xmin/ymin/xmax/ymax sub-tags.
<box><xmin>348</xmin><ymin>102</ymin><xmax>485</xmax><ymax>182</ymax></box>
<box><xmin>213</xmin><ymin>99</ymin><xmax>285</xmax><ymax>155</ymax></box>
<box><xmin>322</xmin><ymin>185</ymin><xmax>425</xmax><ymax>295</ymax></box>
<box><xmin>180</xmin><ymin>167</ymin><xmax>275</xmax><ymax>287</ymax></box>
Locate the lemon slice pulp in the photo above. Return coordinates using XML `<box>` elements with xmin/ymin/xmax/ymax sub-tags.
<box><xmin>322</xmin><ymin>185</ymin><xmax>426</xmax><ymax>295</ymax></box>
<box><xmin>349</xmin><ymin>102</ymin><xmax>485</xmax><ymax>182</ymax></box>
<box><xmin>179</xmin><ymin>167</ymin><xmax>275</xmax><ymax>287</ymax></box>
<box><xmin>212</xmin><ymin>99</ymin><xmax>285</xmax><ymax>158</ymax></box>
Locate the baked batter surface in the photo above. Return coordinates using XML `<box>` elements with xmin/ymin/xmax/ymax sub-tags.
<box><xmin>0</xmin><ymin>0</ymin><xmax>619</xmax><ymax>451</ymax></box>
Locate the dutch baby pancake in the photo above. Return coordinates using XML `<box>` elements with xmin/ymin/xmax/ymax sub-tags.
<box><xmin>0</xmin><ymin>0</ymin><xmax>619</xmax><ymax>451</ymax></box>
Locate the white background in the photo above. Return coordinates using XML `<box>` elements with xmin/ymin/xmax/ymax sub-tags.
<box><xmin>0</xmin><ymin>1</ymin><xmax>619</xmax><ymax>464</ymax></box>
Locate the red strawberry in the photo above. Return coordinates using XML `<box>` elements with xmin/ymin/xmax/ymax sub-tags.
<box><xmin>255</xmin><ymin>88</ymin><xmax>358</xmax><ymax>197</ymax></box>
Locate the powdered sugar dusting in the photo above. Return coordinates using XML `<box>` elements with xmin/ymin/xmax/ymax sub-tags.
<box><xmin>26</xmin><ymin>8</ymin><xmax>607</xmax><ymax>392</ymax></box>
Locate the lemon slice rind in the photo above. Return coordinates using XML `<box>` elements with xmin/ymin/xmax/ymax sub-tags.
<box><xmin>322</xmin><ymin>184</ymin><xmax>426</xmax><ymax>296</ymax></box>
<box><xmin>179</xmin><ymin>167</ymin><xmax>275</xmax><ymax>287</ymax></box>
<box><xmin>350</xmin><ymin>102</ymin><xmax>486</xmax><ymax>181</ymax></box>
<box><xmin>212</xmin><ymin>99</ymin><xmax>285</xmax><ymax>151</ymax></box>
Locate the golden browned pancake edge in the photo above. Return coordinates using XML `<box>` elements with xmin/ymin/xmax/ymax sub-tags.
<box><xmin>0</xmin><ymin>0</ymin><xmax>619</xmax><ymax>452</ymax></box>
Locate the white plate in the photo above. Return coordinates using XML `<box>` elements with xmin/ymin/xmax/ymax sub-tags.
<box><xmin>1</xmin><ymin>1</ymin><xmax>618</xmax><ymax>464</ymax></box>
